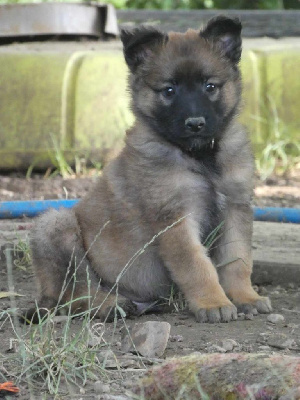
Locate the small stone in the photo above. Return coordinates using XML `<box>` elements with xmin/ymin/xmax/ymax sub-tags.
<box><xmin>207</xmin><ymin>344</ymin><xmax>226</xmax><ymax>353</ymax></box>
<box><xmin>221</xmin><ymin>339</ymin><xmax>238</xmax><ymax>352</ymax></box>
<box><xmin>287</xmin><ymin>323</ymin><xmax>299</xmax><ymax>329</ymax></box>
<box><xmin>182</xmin><ymin>347</ymin><xmax>193</xmax><ymax>354</ymax></box>
<box><xmin>267</xmin><ymin>314</ymin><xmax>285</xmax><ymax>324</ymax></box>
<box><xmin>287</xmin><ymin>283</ymin><xmax>295</xmax><ymax>289</ymax></box>
<box><xmin>280</xmin><ymin>339</ymin><xmax>296</xmax><ymax>349</ymax></box>
<box><xmin>258</xmin><ymin>345</ymin><xmax>271</xmax><ymax>351</ymax></box>
<box><xmin>267</xmin><ymin>334</ymin><xmax>295</xmax><ymax>349</ymax></box>
<box><xmin>94</xmin><ymin>381</ymin><xmax>110</xmax><ymax>394</ymax></box>
<box><xmin>123</xmin><ymin>379</ymin><xmax>133</xmax><ymax>389</ymax></box>
<box><xmin>170</xmin><ymin>334</ymin><xmax>183</xmax><ymax>342</ymax></box>
<box><xmin>259</xmin><ymin>286</ymin><xmax>268</xmax><ymax>295</ymax></box>
<box><xmin>245</xmin><ymin>313</ymin><xmax>254</xmax><ymax>320</ymax></box>
<box><xmin>121</xmin><ymin>321</ymin><xmax>171</xmax><ymax>358</ymax></box>
<box><xmin>88</xmin><ymin>335</ymin><xmax>103</xmax><ymax>347</ymax></box>
<box><xmin>98</xmin><ymin>350</ymin><xmax>118</xmax><ymax>369</ymax></box>
<box><xmin>111</xmin><ymin>383</ymin><xmax>120</xmax><ymax>391</ymax></box>
<box><xmin>119</xmin><ymin>356</ymin><xmax>140</xmax><ymax>368</ymax></box>
<box><xmin>52</xmin><ymin>315</ymin><xmax>69</xmax><ymax>324</ymax></box>
<box><xmin>237</xmin><ymin>312</ymin><xmax>245</xmax><ymax>319</ymax></box>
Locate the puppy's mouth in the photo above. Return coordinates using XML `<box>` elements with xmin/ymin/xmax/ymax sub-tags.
<box><xmin>182</xmin><ymin>130</ymin><xmax>215</xmax><ymax>148</ymax></box>
<box><xmin>183</xmin><ymin>135</ymin><xmax>215</xmax><ymax>148</ymax></box>
<box><xmin>180</xmin><ymin>137</ymin><xmax>217</xmax><ymax>155</ymax></box>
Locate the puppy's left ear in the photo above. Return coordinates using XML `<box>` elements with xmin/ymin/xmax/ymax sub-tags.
<box><xmin>201</xmin><ymin>16</ymin><xmax>242</xmax><ymax>64</ymax></box>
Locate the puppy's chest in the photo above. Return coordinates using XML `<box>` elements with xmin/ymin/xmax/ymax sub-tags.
<box><xmin>187</xmin><ymin>159</ymin><xmax>224</xmax><ymax>203</ymax></box>
<box><xmin>186</xmin><ymin>165</ymin><xmax>226</xmax><ymax>239</ymax></box>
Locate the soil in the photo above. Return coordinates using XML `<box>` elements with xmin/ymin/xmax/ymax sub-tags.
<box><xmin>0</xmin><ymin>264</ymin><xmax>299</xmax><ymax>399</ymax></box>
<box><xmin>0</xmin><ymin>170</ymin><xmax>299</xmax><ymax>399</ymax></box>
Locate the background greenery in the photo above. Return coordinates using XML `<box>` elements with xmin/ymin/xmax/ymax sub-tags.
<box><xmin>109</xmin><ymin>0</ymin><xmax>300</xmax><ymax>10</ymax></box>
<box><xmin>1</xmin><ymin>0</ymin><xmax>300</xmax><ymax>8</ymax></box>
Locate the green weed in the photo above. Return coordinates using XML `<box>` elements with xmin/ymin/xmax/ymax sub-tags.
<box><xmin>253</xmin><ymin>96</ymin><xmax>300</xmax><ymax>181</ymax></box>
<box><xmin>166</xmin><ymin>284</ymin><xmax>187</xmax><ymax>313</ymax></box>
<box><xmin>48</xmin><ymin>135</ymin><xmax>74</xmax><ymax>179</ymax></box>
<box><xmin>2</xmin><ymin>245</ymin><xmax>115</xmax><ymax>399</ymax></box>
<box><xmin>25</xmin><ymin>133</ymin><xmax>104</xmax><ymax>180</ymax></box>
<box><xmin>13</xmin><ymin>236</ymin><xmax>31</xmax><ymax>272</ymax></box>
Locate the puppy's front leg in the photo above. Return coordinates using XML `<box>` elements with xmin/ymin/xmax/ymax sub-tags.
<box><xmin>159</xmin><ymin>218</ymin><xmax>237</xmax><ymax>323</ymax></box>
<box><xmin>213</xmin><ymin>204</ymin><xmax>272</xmax><ymax>314</ymax></box>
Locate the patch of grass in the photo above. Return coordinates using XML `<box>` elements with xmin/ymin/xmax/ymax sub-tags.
<box><xmin>254</xmin><ymin>96</ymin><xmax>300</xmax><ymax>181</ymax></box>
<box><xmin>1</xmin><ymin>308</ymin><xmax>111</xmax><ymax>398</ymax></box>
<box><xmin>25</xmin><ymin>134</ymin><xmax>104</xmax><ymax>180</ymax></box>
<box><xmin>2</xmin><ymin>246</ymin><xmax>116</xmax><ymax>399</ymax></box>
<box><xmin>166</xmin><ymin>284</ymin><xmax>187</xmax><ymax>313</ymax></box>
<box><xmin>47</xmin><ymin>136</ymin><xmax>103</xmax><ymax>179</ymax></box>
<box><xmin>48</xmin><ymin>135</ymin><xmax>75</xmax><ymax>179</ymax></box>
<box><xmin>256</xmin><ymin>140</ymin><xmax>300</xmax><ymax>181</ymax></box>
<box><xmin>13</xmin><ymin>236</ymin><xmax>31</xmax><ymax>272</ymax></box>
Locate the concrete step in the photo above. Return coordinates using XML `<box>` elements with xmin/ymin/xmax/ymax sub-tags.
<box><xmin>252</xmin><ymin>221</ymin><xmax>300</xmax><ymax>286</ymax></box>
<box><xmin>0</xmin><ymin>38</ymin><xmax>300</xmax><ymax>169</ymax></box>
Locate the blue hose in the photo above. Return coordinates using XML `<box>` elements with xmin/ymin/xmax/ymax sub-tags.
<box><xmin>253</xmin><ymin>206</ymin><xmax>300</xmax><ymax>223</ymax></box>
<box><xmin>0</xmin><ymin>199</ymin><xmax>79</xmax><ymax>219</ymax></box>
<box><xmin>0</xmin><ymin>200</ymin><xmax>299</xmax><ymax>223</ymax></box>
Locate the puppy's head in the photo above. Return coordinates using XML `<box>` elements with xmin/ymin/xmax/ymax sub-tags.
<box><xmin>121</xmin><ymin>16</ymin><xmax>242</xmax><ymax>154</ymax></box>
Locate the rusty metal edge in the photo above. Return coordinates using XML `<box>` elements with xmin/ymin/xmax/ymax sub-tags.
<box><xmin>0</xmin><ymin>3</ymin><xmax>118</xmax><ymax>38</ymax></box>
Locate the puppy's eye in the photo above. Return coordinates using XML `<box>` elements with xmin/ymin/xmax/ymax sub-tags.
<box><xmin>163</xmin><ymin>86</ymin><xmax>176</xmax><ymax>97</ymax></box>
<box><xmin>205</xmin><ymin>83</ymin><xmax>216</xmax><ymax>93</ymax></box>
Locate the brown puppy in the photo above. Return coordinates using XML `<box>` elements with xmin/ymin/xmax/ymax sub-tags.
<box><xmin>27</xmin><ymin>16</ymin><xmax>272</xmax><ymax>323</ymax></box>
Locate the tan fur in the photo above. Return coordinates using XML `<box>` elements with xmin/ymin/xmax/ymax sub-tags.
<box><xmin>27</xmin><ymin>19</ymin><xmax>271</xmax><ymax>323</ymax></box>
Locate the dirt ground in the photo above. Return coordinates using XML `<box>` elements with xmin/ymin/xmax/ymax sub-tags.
<box><xmin>0</xmin><ymin>171</ymin><xmax>299</xmax><ymax>399</ymax></box>
<box><xmin>0</xmin><ymin>263</ymin><xmax>299</xmax><ymax>399</ymax></box>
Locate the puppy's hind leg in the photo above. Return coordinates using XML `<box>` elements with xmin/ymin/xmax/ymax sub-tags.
<box><xmin>21</xmin><ymin>208</ymin><xmax>82</xmax><ymax>323</ymax></box>
<box><xmin>22</xmin><ymin>208</ymin><xmax>135</xmax><ymax>324</ymax></box>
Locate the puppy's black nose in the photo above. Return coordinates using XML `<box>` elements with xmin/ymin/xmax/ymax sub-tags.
<box><xmin>185</xmin><ymin>117</ymin><xmax>206</xmax><ymax>133</ymax></box>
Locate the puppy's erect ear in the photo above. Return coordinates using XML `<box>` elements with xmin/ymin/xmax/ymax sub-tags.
<box><xmin>120</xmin><ymin>26</ymin><xmax>168</xmax><ymax>72</ymax></box>
<box><xmin>201</xmin><ymin>16</ymin><xmax>242</xmax><ymax>64</ymax></box>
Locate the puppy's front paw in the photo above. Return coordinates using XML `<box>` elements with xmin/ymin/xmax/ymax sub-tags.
<box><xmin>236</xmin><ymin>296</ymin><xmax>272</xmax><ymax>315</ymax></box>
<box><xmin>195</xmin><ymin>304</ymin><xmax>237</xmax><ymax>323</ymax></box>
<box><xmin>255</xmin><ymin>296</ymin><xmax>272</xmax><ymax>313</ymax></box>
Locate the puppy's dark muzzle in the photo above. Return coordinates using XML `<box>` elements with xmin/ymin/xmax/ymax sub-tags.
<box><xmin>185</xmin><ymin>117</ymin><xmax>206</xmax><ymax>134</ymax></box>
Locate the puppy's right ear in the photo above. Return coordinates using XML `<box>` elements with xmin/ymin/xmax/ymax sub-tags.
<box><xmin>121</xmin><ymin>27</ymin><xmax>168</xmax><ymax>72</ymax></box>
